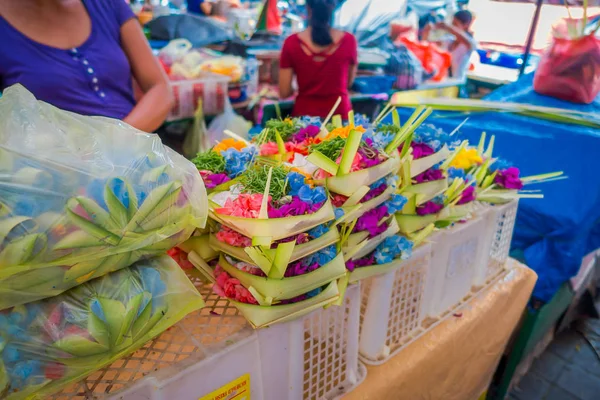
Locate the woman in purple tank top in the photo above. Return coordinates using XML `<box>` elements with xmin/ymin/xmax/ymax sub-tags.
<box><xmin>0</xmin><ymin>0</ymin><xmax>173</xmax><ymax>133</ymax></box>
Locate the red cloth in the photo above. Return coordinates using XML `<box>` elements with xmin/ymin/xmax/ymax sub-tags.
<box><xmin>280</xmin><ymin>32</ymin><xmax>357</xmax><ymax>119</ymax></box>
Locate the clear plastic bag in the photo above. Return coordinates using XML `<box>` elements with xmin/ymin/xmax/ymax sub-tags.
<box><xmin>0</xmin><ymin>85</ymin><xmax>208</xmax><ymax>309</ymax></box>
<box><xmin>205</xmin><ymin>99</ymin><xmax>251</xmax><ymax>151</ymax></box>
<box><xmin>0</xmin><ymin>256</ymin><xmax>205</xmax><ymax>399</ymax></box>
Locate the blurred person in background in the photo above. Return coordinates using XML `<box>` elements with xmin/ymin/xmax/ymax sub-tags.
<box><xmin>0</xmin><ymin>0</ymin><xmax>172</xmax><ymax>132</ymax></box>
<box><xmin>423</xmin><ymin>9</ymin><xmax>477</xmax><ymax>78</ymax></box>
<box><xmin>279</xmin><ymin>0</ymin><xmax>358</xmax><ymax>119</ymax></box>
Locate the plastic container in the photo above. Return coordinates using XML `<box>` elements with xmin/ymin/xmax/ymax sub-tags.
<box><xmin>258</xmin><ymin>284</ymin><xmax>365</xmax><ymax>400</ymax></box>
<box><xmin>473</xmin><ymin>200</ymin><xmax>519</xmax><ymax>287</ymax></box>
<box><xmin>358</xmin><ymin>243</ymin><xmax>432</xmax><ymax>364</ymax></box>
<box><xmin>50</xmin><ymin>282</ymin><xmax>365</xmax><ymax>400</ymax></box>
<box><xmin>421</xmin><ymin>217</ymin><xmax>487</xmax><ymax>319</ymax></box>
<box><xmin>167</xmin><ymin>74</ymin><xmax>231</xmax><ymax>121</ymax></box>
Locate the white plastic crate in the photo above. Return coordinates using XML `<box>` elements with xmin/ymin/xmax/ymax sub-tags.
<box><xmin>473</xmin><ymin>200</ymin><xmax>519</xmax><ymax>287</ymax></box>
<box><xmin>167</xmin><ymin>74</ymin><xmax>230</xmax><ymax>121</ymax></box>
<box><xmin>421</xmin><ymin>217</ymin><xmax>487</xmax><ymax>319</ymax></box>
<box><xmin>50</xmin><ymin>282</ymin><xmax>264</xmax><ymax>400</ymax></box>
<box><xmin>358</xmin><ymin>243</ymin><xmax>432</xmax><ymax>364</ymax></box>
<box><xmin>258</xmin><ymin>284</ymin><xmax>366</xmax><ymax>400</ymax></box>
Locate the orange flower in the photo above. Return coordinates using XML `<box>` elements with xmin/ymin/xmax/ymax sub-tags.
<box><xmin>324</xmin><ymin>125</ymin><xmax>366</xmax><ymax>141</ymax></box>
<box><xmin>213</xmin><ymin>138</ymin><xmax>247</xmax><ymax>153</ymax></box>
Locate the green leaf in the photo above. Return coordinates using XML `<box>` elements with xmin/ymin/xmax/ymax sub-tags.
<box><xmin>259</xmin><ymin>167</ymin><xmax>274</xmax><ymax>219</ymax></box>
<box><xmin>115</xmin><ymin>293</ymin><xmax>144</xmax><ymax>347</ymax></box>
<box><xmin>307</xmin><ymin>151</ymin><xmax>339</xmax><ymax>176</ymax></box>
<box><xmin>342</xmin><ymin>186</ymin><xmax>370</xmax><ymax>207</ymax></box>
<box><xmin>88</xmin><ymin>311</ymin><xmax>110</xmax><ymax>348</ymax></box>
<box><xmin>332</xmin><ymin>115</ymin><xmax>342</xmax><ymax>128</ymax></box>
<box><xmin>270</xmin><ymin>241</ymin><xmax>296</xmax><ymax>279</ymax></box>
<box><xmin>124</xmin><ymin>182</ymin><xmax>176</xmax><ymax>232</ymax></box>
<box><xmin>98</xmin><ymin>298</ymin><xmax>126</xmax><ymax>347</ymax></box>
<box><xmin>53</xmin><ymin>335</ymin><xmax>108</xmax><ymax>357</ymax></box>
<box><xmin>0</xmin><ymin>233</ymin><xmax>44</xmax><ymax>265</ymax></box>
<box><xmin>134</xmin><ymin>306</ymin><xmax>166</xmax><ymax>340</ymax></box>
<box><xmin>53</xmin><ymin>230</ymin><xmax>103</xmax><ymax>250</ymax></box>
<box><xmin>244</xmin><ymin>247</ymin><xmax>274</xmax><ymax>276</ymax></box>
<box><xmin>132</xmin><ymin>296</ymin><xmax>153</xmax><ymax>339</ymax></box>
<box><xmin>104</xmin><ymin>178</ymin><xmax>130</xmax><ymax>228</ymax></box>
<box><xmin>275</xmin><ymin>131</ymin><xmax>286</xmax><ymax>156</ymax></box>
<box><xmin>392</xmin><ymin>109</ymin><xmax>400</xmax><ymax>127</ymax></box>
<box><xmin>338</xmin><ymin>129</ymin><xmax>363</xmax><ymax>176</ymax></box>
<box><xmin>65</xmin><ymin>204</ymin><xmax>120</xmax><ymax>246</ymax></box>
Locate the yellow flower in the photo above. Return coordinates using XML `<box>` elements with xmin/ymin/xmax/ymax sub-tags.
<box><xmin>213</xmin><ymin>138</ymin><xmax>246</xmax><ymax>153</ymax></box>
<box><xmin>324</xmin><ymin>125</ymin><xmax>366</xmax><ymax>141</ymax></box>
<box><xmin>450</xmin><ymin>148</ymin><xmax>483</xmax><ymax>170</ymax></box>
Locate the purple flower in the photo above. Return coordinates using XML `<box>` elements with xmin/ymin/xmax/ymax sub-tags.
<box><xmin>345</xmin><ymin>254</ymin><xmax>376</xmax><ymax>271</ymax></box>
<box><xmin>457</xmin><ymin>185</ymin><xmax>476</xmax><ymax>205</ymax></box>
<box><xmin>284</xmin><ymin>261</ymin><xmax>319</xmax><ymax>277</ymax></box>
<box><xmin>354</xmin><ymin>205</ymin><xmax>389</xmax><ymax>237</ymax></box>
<box><xmin>268</xmin><ymin>197</ymin><xmax>323</xmax><ymax>218</ymax></box>
<box><xmin>361</xmin><ymin>184</ymin><xmax>388</xmax><ymax>203</ymax></box>
<box><xmin>414</xmin><ymin>168</ymin><xmax>444</xmax><ymax>184</ymax></box>
<box><xmin>204</xmin><ymin>173</ymin><xmax>231</xmax><ymax>189</ymax></box>
<box><xmin>494</xmin><ymin>167</ymin><xmax>524</xmax><ymax>190</ymax></box>
<box><xmin>358</xmin><ymin>147</ymin><xmax>384</xmax><ymax>168</ymax></box>
<box><xmin>409</xmin><ymin>143</ymin><xmax>435</xmax><ymax>160</ymax></box>
<box><xmin>416</xmin><ymin>201</ymin><xmax>444</xmax><ymax>216</ymax></box>
<box><xmin>291</xmin><ymin>125</ymin><xmax>320</xmax><ymax>142</ymax></box>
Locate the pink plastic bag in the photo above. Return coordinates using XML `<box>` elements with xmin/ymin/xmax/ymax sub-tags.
<box><xmin>533</xmin><ymin>34</ymin><xmax>600</xmax><ymax>104</ymax></box>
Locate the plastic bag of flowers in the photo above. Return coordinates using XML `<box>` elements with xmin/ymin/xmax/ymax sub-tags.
<box><xmin>464</xmin><ymin>133</ymin><xmax>565</xmax><ymax>204</ymax></box>
<box><xmin>347</xmin><ymin>234</ymin><xmax>419</xmax><ymax>282</ymax></box>
<box><xmin>0</xmin><ymin>85</ymin><xmax>208</xmax><ymax>309</ymax></box>
<box><xmin>208</xmin><ymin>165</ymin><xmax>335</xmax><ymax>243</ymax></box>
<box><xmin>0</xmin><ymin>256</ymin><xmax>205</xmax><ymax>399</ymax></box>
<box><xmin>198</xmin><ymin>246</ymin><xmax>344</xmax><ymax>328</ymax></box>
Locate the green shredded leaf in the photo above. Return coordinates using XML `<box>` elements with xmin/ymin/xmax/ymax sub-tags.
<box><xmin>376</xmin><ymin>124</ymin><xmax>401</xmax><ymax>134</ymax></box>
<box><xmin>309</xmin><ymin>137</ymin><xmax>346</xmax><ymax>161</ymax></box>
<box><xmin>240</xmin><ymin>165</ymin><xmax>288</xmax><ymax>201</ymax></box>
<box><xmin>262</xmin><ymin>119</ymin><xmax>301</xmax><ymax>142</ymax></box>
<box><xmin>191</xmin><ymin>151</ymin><xmax>225</xmax><ymax>173</ymax></box>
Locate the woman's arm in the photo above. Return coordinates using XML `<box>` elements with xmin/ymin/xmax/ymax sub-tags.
<box><xmin>120</xmin><ymin>19</ymin><xmax>173</xmax><ymax>133</ymax></box>
<box><xmin>437</xmin><ymin>22</ymin><xmax>475</xmax><ymax>50</ymax></box>
<box><xmin>348</xmin><ymin>64</ymin><xmax>357</xmax><ymax>89</ymax></box>
<box><xmin>279</xmin><ymin>68</ymin><xmax>294</xmax><ymax>99</ymax></box>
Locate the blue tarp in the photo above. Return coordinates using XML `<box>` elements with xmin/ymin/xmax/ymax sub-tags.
<box><xmin>390</xmin><ymin>73</ymin><xmax>600</xmax><ymax>303</ymax></box>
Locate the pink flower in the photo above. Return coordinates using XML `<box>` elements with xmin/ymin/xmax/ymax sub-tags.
<box><xmin>331</xmin><ymin>194</ymin><xmax>349</xmax><ymax>207</ymax></box>
<box><xmin>494</xmin><ymin>167</ymin><xmax>523</xmax><ymax>190</ymax></box>
<box><xmin>336</xmin><ymin>151</ymin><xmax>364</xmax><ymax>173</ymax></box>
<box><xmin>202</xmin><ymin>173</ymin><xmax>231</xmax><ymax>189</ymax></box>
<box><xmin>215</xmin><ymin>193</ymin><xmax>266</xmax><ymax>218</ymax></box>
<box><xmin>216</xmin><ymin>226</ymin><xmax>253</xmax><ymax>247</ymax></box>
<box><xmin>260</xmin><ymin>142</ymin><xmax>279</xmax><ymax>156</ymax></box>
<box><xmin>291</xmin><ymin>125</ymin><xmax>320</xmax><ymax>142</ymax></box>
<box><xmin>213</xmin><ymin>266</ymin><xmax>258</xmax><ymax>304</ymax></box>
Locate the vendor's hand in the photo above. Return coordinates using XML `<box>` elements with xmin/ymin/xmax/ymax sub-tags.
<box><xmin>434</xmin><ymin>21</ymin><xmax>449</xmax><ymax>30</ymax></box>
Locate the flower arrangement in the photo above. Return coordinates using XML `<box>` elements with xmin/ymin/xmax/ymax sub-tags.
<box><xmin>456</xmin><ymin>133</ymin><xmax>565</xmax><ymax>204</ymax></box>
<box><xmin>192</xmin><ymin>138</ymin><xmax>257</xmax><ymax>190</ymax></box>
<box><xmin>347</xmin><ymin>234</ymin><xmax>416</xmax><ymax>282</ymax></box>
<box><xmin>0</xmin><ymin>257</ymin><xmax>204</xmax><ymax>400</ymax></box>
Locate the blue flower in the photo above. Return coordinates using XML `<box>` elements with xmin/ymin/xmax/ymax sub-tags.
<box><xmin>318</xmin><ymin>245</ymin><xmax>337</xmax><ymax>265</ymax></box>
<box><xmin>109</xmin><ymin>178</ymin><xmax>130</xmax><ymax>209</ymax></box>
<box><xmin>308</xmin><ymin>224</ymin><xmax>329</xmax><ymax>239</ymax></box>
<box><xmin>139</xmin><ymin>267</ymin><xmax>166</xmax><ymax>304</ymax></box>
<box><xmin>11</xmin><ymin>360</ymin><xmax>41</xmax><ymax>384</ymax></box>
<box><xmin>300</xmin><ymin>116</ymin><xmax>322</xmax><ymax>126</ymax></box>
<box><xmin>311</xmin><ymin>187</ymin><xmax>327</xmax><ymax>205</ymax></box>
<box><xmin>448</xmin><ymin>167</ymin><xmax>465</xmax><ymax>180</ymax></box>
<box><xmin>297</xmin><ymin>184</ymin><xmax>314</xmax><ymax>203</ymax></box>
<box><xmin>334</xmin><ymin>207</ymin><xmax>345</xmax><ymax>219</ymax></box>
<box><xmin>373</xmin><ymin>236</ymin><xmax>414</xmax><ymax>264</ymax></box>
<box><xmin>432</xmin><ymin>194</ymin><xmax>446</xmax><ymax>205</ymax></box>
<box><xmin>86</xmin><ymin>179</ymin><xmax>109</xmax><ymax>210</ymax></box>
<box><xmin>287</xmin><ymin>172</ymin><xmax>306</xmax><ymax>196</ymax></box>
<box><xmin>3</xmin><ymin>343</ymin><xmax>21</xmax><ymax>363</ymax></box>
<box><xmin>385</xmin><ymin>194</ymin><xmax>408</xmax><ymax>214</ymax></box>
<box><xmin>305</xmin><ymin>287</ymin><xmax>323</xmax><ymax>298</ymax></box>
<box><xmin>369</xmin><ymin>177</ymin><xmax>387</xmax><ymax>190</ymax></box>
<box><xmin>364</xmin><ymin>129</ymin><xmax>394</xmax><ymax>150</ymax></box>
<box><xmin>489</xmin><ymin>158</ymin><xmax>513</xmax><ymax>173</ymax></box>
<box><xmin>222</xmin><ymin>147</ymin><xmax>256</xmax><ymax>178</ymax></box>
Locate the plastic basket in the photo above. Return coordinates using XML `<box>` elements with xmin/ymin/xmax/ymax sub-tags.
<box><xmin>49</xmin><ymin>280</ymin><xmax>264</xmax><ymax>400</ymax></box>
<box><xmin>167</xmin><ymin>74</ymin><xmax>230</xmax><ymax>121</ymax></box>
<box><xmin>474</xmin><ymin>200</ymin><xmax>519</xmax><ymax>287</ymax></box>
<box><xmin>358</xmin><ymin>243</ymin><xmax>431</xmax><ymax>364</ymax></box>
<box><xmin>421</xmin><ymin>217</ymin><xmax>487</xmax><ymax>319</ymax></box>
<box><xmin>258</xmin><ymin>284</ymin><xmax>366</xmax><ymax>400</ymax></box>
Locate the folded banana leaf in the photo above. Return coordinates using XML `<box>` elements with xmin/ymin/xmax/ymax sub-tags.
<box><xmin>215</xmin><ymin>253</ymin><xmax>346</xmax><ymax>302</ymax></box>
<box><xmin>209</xmin><ymin>199</ymin><xmax>335</xmax><ymax>243</ymax></box>
<box><xmin>323</xmin><ymin>156</ymin><xmax>401</xmax><ymax>197</ymax></box>
<box><xmin>231</xmin><ymin>280</ymin><xmax>340</xmax><ymax>329</ymax></box>
<box><xmin>344</xmin><ymin>217</ymin><xmax>400</xmax><ymax>262</ymax></box>
<box><xmin>0</xmin><ymin>256</ymin><xmax>204</xmax><ymax>400</ymax></box>
<box><xmin>348</xmin><ymin>256</ymin><xmax>409</xmax><ymax>283</ymax></box>
<box><xmin>178</xmin><ymin>234</ymin><xmax>219</xmax><ymax>261</ymax></box>
<box><xmin>208</xmin><ymin>228</ymin><xmax>340</xmax><ymax>266</ymax></box>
